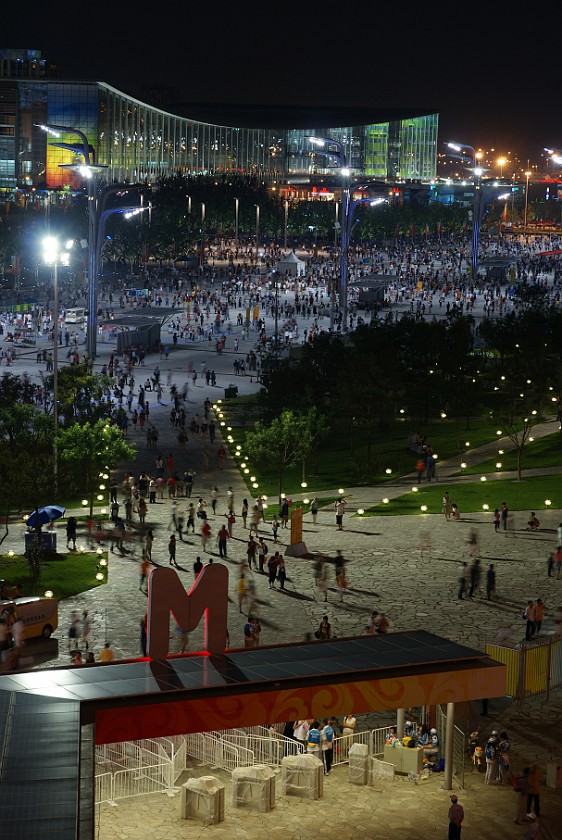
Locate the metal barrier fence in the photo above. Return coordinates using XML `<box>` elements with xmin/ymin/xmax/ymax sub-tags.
<box><xmin>218</xmin><ymin>728</ymin><xmax>304</xmax><ymax>766</ymax></box>
<box><xmin>95</xmin><ymin>726</ymin><xmax>390</xmax><ymax>807</ymax></box>
<box><xmin>183</xmin><ymin>731</ymin><xmax>255</xmax><ymax>772</ymax></box>
<box><xmin>486</xmin><ymin>636</ymin><xmax>562</xmax><ymax>707</ymax></box>
<box><xmin>95</xmin><ymin>772</ymin><xmax>113</xmax><ymax>806</ymax></box>
<box><xmin>332</xmin><ymin>728</ymin><xmax>388</xmax><ymax>767</ymax></box>
<box><xmin>112</xmin><ymin>763</ymin><xmax>170</xmax><ymax>801</ymax></box>
<box><xmin>371</xmin><ymin>758</ymin><xmax>395</xmax><ymax>782</ymax></box>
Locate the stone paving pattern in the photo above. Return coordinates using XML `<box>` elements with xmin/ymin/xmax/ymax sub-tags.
<box><xmin>1</xmin><ymin>283</ymin><xmax>562</xmax><ymax>839</ymax></box>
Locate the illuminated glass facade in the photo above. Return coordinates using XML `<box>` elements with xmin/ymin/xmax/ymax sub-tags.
<box><xmin>286</xmin><ymin>115</ymin><xmax>438</xmax><ymax>181</ymax></box>
<box><xmin>0</xmin><ymin>78</ymin><xmax>438</xmax><ymax>189</ymax></box>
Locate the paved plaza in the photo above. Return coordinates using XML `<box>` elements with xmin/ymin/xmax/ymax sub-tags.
<box><xmin>1</xmin><ymin>256</ymin><xmax>562</xmax><ymax>839</ymax></box>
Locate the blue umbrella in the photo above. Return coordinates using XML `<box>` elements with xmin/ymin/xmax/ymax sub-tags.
<box><xmin>26</xmin><ymin>505</ymin><xmax>67</xmax><ymax>528</ymax></box>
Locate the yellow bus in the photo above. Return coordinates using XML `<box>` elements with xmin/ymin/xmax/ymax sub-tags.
<box><xmin>0</xmin><ymin>596</ymin><xmax>58</xmax><ymax>640</ymax></box>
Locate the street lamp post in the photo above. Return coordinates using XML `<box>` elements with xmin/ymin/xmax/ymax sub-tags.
<box><xmin>284</xmin><ymin>199</ymin><xmax>289</xmax><ymax>250</ymax></box>
<box><xmin>305</xmin><ymin>136</ymin><xmax>351</xmax><ymax>331</ymax></box>
<box><xmin>200</xmin><ymin>202</ymin><xmax>206</xmax><ymax>268</ymax></box>
<box><xmin>234</xmin><ymin>197</ymin><xmax>239</xmax><ymax>247</ymax></box>
<box><xmin>524</xmin><ymin>170</ymin><xmax>532</xmax><ymax>234</ymax></box>
<box><xmin>43</xmin><ymin>236</ymin><xmax>72</xmax><ymax>494</ymax></box>
<box><xmin>95</xmin><ymin>207</ymin><xmax>146</xmax><ymax>286</ymax></box>
<box><xmin>255</xmin><ymin>204</ymin><xmax>260</xmax><ymax>254</ymax></box>
<box><xmin>447</xmin><ymin>142</ymin><xmax>483</xmax><ymax>283</ymax></box>
<box><xmin>35</xmin><ymin>123</ymin><xmax>107</xmax><ymax>360</ymax></box>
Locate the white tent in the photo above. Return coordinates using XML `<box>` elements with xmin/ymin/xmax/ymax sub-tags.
<box><xmin>277</xmin><ymin>251</ymin><xmax>306</xmax><ymax>276</ymax></box>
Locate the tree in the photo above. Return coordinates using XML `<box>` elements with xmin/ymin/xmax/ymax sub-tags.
<box><xmin>58</xmin><ymin>420</ymin><xmax>136</xmax><ymax>515</ymax></box>
<box><xmin>245</xmin><ymin>409</ymin><xmax>329</xmax><ymax>501</ymax></box>
<box><xmin>42</xmin><ymin>363</ymin><xmax>111</xmax><ymax>427</ymax></box>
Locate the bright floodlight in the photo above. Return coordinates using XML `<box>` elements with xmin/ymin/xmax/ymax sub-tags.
<box><xmin>341</xmin><ymin>167</ymin><xmax>351</xmax><ymax>177</ymax></box>
<box><xmin>43</xmin><ymin>236</ymin><xmax>58</xmax><ymax>264</ymax></box>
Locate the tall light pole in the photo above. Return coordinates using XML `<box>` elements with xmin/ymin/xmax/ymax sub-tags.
<box><xmin>43</xmin><ymin>236</ymin><xmax>72</xmax><ymax>495</ymax></box>
<box><xmin>447</xmin><ymin>142</ymin><xmax>483</xmax><ymax>283</ymax></box>
<box><xmin>523</xmin><ymin>168</ymin><xmax>532</xmax><ymax>234</ymax></box>
<box><xmin>284</xmin><ymin>199</ymin><xmax>289</xmax><ymax>250</ymax></box>
<box><xmin>255</xmin><ymin>204</ymin><xmax>260</xmax><ymax>253</ymax></box>
<box><xmin>305</xmin><ymin>136</ymin><xmax>351</xmax><ymax>330</ymax></box>
<box><xmin>234</xmin><ymin>197</ymin><xmax>239</xmax><ymax>247</ymax></box>
<box><xmin>201</xmin><ymin>202</ymin><xmax>206</xmax><ymax>267</ymax></box>
<box><xmin>95</xmin><ymin>207</ymin><xmax>146</xmax><ymax>285</ymax></box>
<box><xmin>35</xmin><ymin>123</ymin><xmax>107</xmax><ymax>360</ymax></box>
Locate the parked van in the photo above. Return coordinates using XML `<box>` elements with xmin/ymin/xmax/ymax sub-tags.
<box><xmin>0</xmin><ymin>596</ymin><xmax>58</xmax><ymax>640</ymax></box>
<box><xmin>65</xmin><ymin>307</ymin><xmax>86</xmax><ymax>324</ymax></box>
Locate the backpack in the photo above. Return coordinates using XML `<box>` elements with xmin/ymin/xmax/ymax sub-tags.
<box><xmin>485</xmin><ymin>742</ymin><xmax>495</xmax><ymax>760</ymax></box>
<box><xmin>244</xmin><ymin>623</ymin><xmax>252</xmax><ymax>637</ymax></box>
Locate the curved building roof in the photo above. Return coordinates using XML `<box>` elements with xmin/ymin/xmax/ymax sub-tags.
<box><xmin>171</xmin><ymin>101</ymin><xmax>438</xmax><ymax>129</ymax></box>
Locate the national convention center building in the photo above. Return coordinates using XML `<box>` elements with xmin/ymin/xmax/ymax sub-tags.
<box><xmin>0</xmin><ymin>48</ymin><xmax>438</xmax><ymax>194</ymax></box>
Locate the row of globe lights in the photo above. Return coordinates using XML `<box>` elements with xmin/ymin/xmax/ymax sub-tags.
<box><xmin>215</xmin><ymin>400</ymin><xmax>263</xmax><ymax>494</ymax></box>
<box><xmin>217</xmin><ymin>404</ymin><xmax>354</xmax><ymax>516</ymax></box>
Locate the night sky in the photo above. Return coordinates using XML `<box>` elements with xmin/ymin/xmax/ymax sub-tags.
<box><xmin>5</xmin><ymin>6</ymin><xmax>559</xmax><ymax>165</ymax></box>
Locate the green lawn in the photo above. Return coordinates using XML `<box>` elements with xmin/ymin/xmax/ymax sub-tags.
<box><xmin>0</xmin><ymin>551</ymin><xmax>108</xmax><ymax>600</ymax></box>
<box><xmin>457</xmin><ymin>432</ymin><xmax>562</xmax><ymax>476</ymax></box>
<box><xmin>362</xmin><ymin>474</ymin><xmax>562</xmax><ymax>516</ymax></box>
<box><xmin>222</xmin><ymin>415</ymin><xmax>504</xmax><ymax>497</ymax></box>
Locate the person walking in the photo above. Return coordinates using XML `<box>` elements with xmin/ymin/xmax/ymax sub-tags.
<box><xmin>277</xmin><ymin>556</ymin><xmax>286</xmax><ymax>589</ymax></box>
<box><xmin>447</xmin><ymin>795</ymin><xmax>464</xmax><ymax>840</ymax></box>
<box><xmin>310</xmin><ymin>497</ymin><xmax>319</xmax><ymax>524</ymax></box>
<box><xmin>457</xmin><ymin>562</ymin><xmax>469</xmax><ymax>600</ymax></box>
<box><xmin>484</xmin><ymin>736</ymin><xmax>497</xmax><ymax>784</ymax></box>
<box><xmin>306</xmin><ymin>720</ymin><xmax>322</xmax><ymax>755</ymax></box>
<box><xmin>526</xmin><ymin>763</ymin><xmax>541</xmax><ymax>817</ymax></box>
<box><xmin>534</xmin><ymin>599</ymin><xmax>545</xmax><ymax>637</ymax></box>
<box><xmin>246</xmin><ymin>536</ymin><xmax>257</xmax><ymax>570</ymax></box>
<box><xmin>468</xmin><ymin>558</ymin><xmax>481</xmax><ymax>598</ymax></box>
<box><xmin>81</xmin><ymin>612</ymin><xmax>91</xmax><ymax>650</ymax></box>
<box><xmin>513</xmin><ymin>766</ymin><xmax>529</xmax><ymax>824</ymax></box>
<box><xmin>321</xmin><ymin>718</ymin><xmax>334</xmax><ymax>774</ymax></box>
<box><xmin>250</xmin><ymin>504</ymin><xmax>260</xmax><ymax>536</ymax></box>
<box><xmin>139</xmin><ymin>555</ymin><xmax>150</xmax><ymax>593</ymax></box>
<box><xmin>201</xmin><ymin>520</ymin><xmax>211</xmax><ymax>552</ymax></box>
<box><xmin>280</xmin><ymin>497</ymin><xmax>289</xmax><ymax>528</ymax></box>
<box><xmin>334</xmin><ymin>497</ymin><xmax>346</xmax><ymax>530</ymax></box>
<box><xmin>501</xmin><ymin>501</ymin><xmax>509</xmax><ymax>531</ymax></box>
<box><xmin>271</xmin><ymin>515</ymin><xmax>279</xmax><ymax>544</ymax></box>
<box><xmin>168</xmin><ymin>534</ymin><xmax>178</xmax><ymax>567</ymax></box>
<box><xmin>66</xmin><ymin>516</ymin><xmax>78</xmax><ymax>550</ymax></box>
<box><xmin>318</xmin><ymin>562</ymin><xmax>329</xmax><ymax>602</ymax></box>
<box><xmin>486</xmin><ymin>564</ymin><xmax>496</xmax><ymax>600</ymax></box>
<box><xmin>257</xmin><ymin>537</ymin><xmax>268</xmax><ymax>574</ymax></box>
<box><xmin>226</xmin><ymin>510</ymin><xmax>236</xmax><ymax>537</ymax></box>
<box><xmin>267</xmin><ymin>551</ymin><xmax>279</xmax><ymax>589</ymax></box>
<box><xmin>241</xmin><ymin>498</ymin><xmax>249</xmax><ymax>529</ymax></box>
<box><xmin>524</xmin><ymin>600</ymin><xmax>535</xmax><ymax>641</ymax></box>
<box><xmin>217</xmin><ymin>523</ymin><xmax>229</xmax><ymax>558</ymax></box>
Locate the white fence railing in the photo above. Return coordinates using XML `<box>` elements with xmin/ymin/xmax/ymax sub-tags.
<box><xmin>95</xmin><ymin>726</ymin><xmax>389</xmax><ymax>807</ymax></box>
<box><xmin>112</xmin><ymin>763</ymin><xmax>170</xmax><ymax>801</ymax></box>
<box><xmin>333</xmin><ymin>729</ymin><xmax>385</xmax><ymax>767</ymax></box>
<box><xmin>95</xmin><ymin>772</ymin><xmax>114</xmax><ymax>806</ymax></box>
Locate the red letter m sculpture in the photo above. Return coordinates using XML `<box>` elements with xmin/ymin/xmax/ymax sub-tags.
<box><xmin>146</xmin><ymin>564</ymin><xmax>229</xmax><ymax>658</ymax></box>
